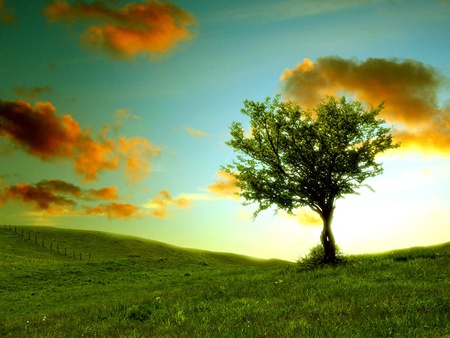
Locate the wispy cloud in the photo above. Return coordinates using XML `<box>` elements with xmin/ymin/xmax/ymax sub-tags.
<box><xmin>207</xmin><ymin>170</ymin><xmax>240</xmax><ymax>200</ymax></box>
<box><xmin>0</xmin><ymin>0</ymin><xmax>16</xmax><ymax>25</ymax></box>
<box><xmin>280</xmin><ymin>56</ymin><xmax>450</xmax><ymax>155</ymax></box>
<box><xmin>0</xmin><ymin>100</ymin><xmax>160</xmax><ymax>182</ymax></box>
<box><xmin>14</xmin><ymin>86</ymin><xmax>52</xmax><ymax>99</ymax></box>
<box><xmin>137</xmin><ymin>171</ymin><xmax>242</xmax><ymax>219</ymax></box>
<box><xmin>83</xmin><ymin>202</ymin><xmax>139</xmax><ymax>219</ymax></box>
<box><xmin>112</xmin><ymin>108</ymin><xmax>141</xmax><ymax>133</ymax></box>
<box><xmin>44</xmin><ymin>0</ymin><xmax>196</xmax><ymax>60</ymax></box>
<box><xmin>207</xmin><ymin>0</ymin><xmax>383</xmax><ymax>23</ymax></box>
<box><xmin>184</xmin><ymin>127</ymin><xmax>208</xmax><ymax>138</ymax></box>
<box><xmin>144</xmin><ymin>189</ymin><xmax>191</xmax><ymax>218</ymax></box>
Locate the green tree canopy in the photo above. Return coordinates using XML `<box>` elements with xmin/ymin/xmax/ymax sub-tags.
<box><xmin>224</xmin><ymin>95</ymin><xmax>399</xmax><ymax>262</ymax></box>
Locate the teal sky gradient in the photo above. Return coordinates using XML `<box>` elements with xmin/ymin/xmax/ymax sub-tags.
<box><xmin>1</xmin><ymin>0</ymin><xmax>449</xmax><ymax>260</ymax></box>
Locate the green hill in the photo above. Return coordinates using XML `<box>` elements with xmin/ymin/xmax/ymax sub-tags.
<box><xmin>0</xmin><ymin>225</ymin><xmax>286</xmax><ymax>267</ymax></box>
<box><xmin>1</xmin><ymin>225</ymin><xmax>449</xmax><ymax>337</ymax></box>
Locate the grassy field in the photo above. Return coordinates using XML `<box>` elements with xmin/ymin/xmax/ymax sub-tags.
<box><xmin>1</xmin><ymin>225</ymin><xmax>449</xmax><ymax>337</ymax></box>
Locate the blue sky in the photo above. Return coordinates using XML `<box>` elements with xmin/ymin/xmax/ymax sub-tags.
<box><xmin>1</xmin><ymin>0</ymin><xmax>449</xmax><ymax>260</ymax></box>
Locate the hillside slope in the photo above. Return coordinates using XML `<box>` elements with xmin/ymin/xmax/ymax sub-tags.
<box><xmin>1</xmin><ymin>225</ymin><xmax>449</xmax><ymax>337</ymax></box>
<box><xmin>0</xmin><ymin>225</ymin><xmax>288</xmax><ymax>267</ymax></box>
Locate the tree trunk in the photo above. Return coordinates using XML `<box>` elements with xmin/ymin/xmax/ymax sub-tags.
<box><xmin>320</xmin><ymin>206</ymin><xmax>336</xmax><ymax>263</ymax></box>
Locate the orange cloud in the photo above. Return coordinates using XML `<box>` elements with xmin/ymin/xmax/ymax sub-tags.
<box><xmin>45</xmin><ymin>0</ymin><xmax>196</xmax><ymax>60</ymax></box>
<box><xmin>87</xmin><ymin>186</ymin><xmax>119</xmax><ymax>201</ymax></box>
<box><xmin>84</xmin><ymin>202</ymin><xmax>138</xmax><ymax>219</ymax></box>
<box><xmin>207</xmin><ymin>171</ymin><xmax>240</xmax><ymax>199</ymax></box>
<box><xmin>74</xmin><ymin>127</ymin><xmax>120</xmax><ymax>182</ymax></box>
<box><xmin>0</xmin><ymin>0</ymin><xmax>16</xmax><ymax>25</ymax></box>
<box><xmin>2</xmin><ymin>183</ymin><xmax>76</xmax><ymax>215</ymax></box>
<box><xmin>36</xmin><ymin>179</ymin><xmax>119</xmax><ymax>200</ymax></box>
<box><xmin>36</xmin><ymin>179</ymin><xmax>82</xmax><ymax>198</ymax></box>
<box><xmin>0</xmin><ymin>100</ymin><xmax>81</xmax><ymax>159</ymax></box>
<box><xmin>147</xmin><ymin>189</ymin><xmax>191</xmax><ymax>218</ymax></box>
<box><xmin>0</xmin><ymin>179</ymin><xmax>122</xmax><ymax>217</ymax></box>
<box><xmin>280</xmin><ymin>208</ymin><xmax>322</xmax><ymax>226</ymax></box>
<box><xmin>280</xmin><ymin>56</ymin><xmax>450</xmax><ymax>155</ymax></box>
<box><xmin>185</xmin><ymin>127</ymin><xmax>207</xmax><ymax>137</ymax></box>
<box><xmin>118</xmin><ymin>136</ymin><xmax>161</xmax><ymax>182</ymax></box>
<box><xmin>0</xmin><ymin>100</ymin><xmax>160</xmax><ymax>182</ymax></box>
<box><xmin>14</xmin><ymin>86</ymin><xmax>52</xmax><ymax>99</ymax></box>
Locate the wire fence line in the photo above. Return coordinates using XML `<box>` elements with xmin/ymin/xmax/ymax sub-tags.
<box><xmin>3</xmin><ymin>224</ymin><xmax>92</xmax><ymax>261</ymax></box>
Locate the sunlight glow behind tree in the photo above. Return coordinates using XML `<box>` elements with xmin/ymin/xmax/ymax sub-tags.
<box><xmin>224</xmin><ymin>95</ymin><xmax>400</xmax><ymax>262</ymax></box>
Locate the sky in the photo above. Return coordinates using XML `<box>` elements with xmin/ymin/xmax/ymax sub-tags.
<box><xmin>0</xmin><ymin>0</ymin><xmax>449</xmax><ymax>261</ymax></box>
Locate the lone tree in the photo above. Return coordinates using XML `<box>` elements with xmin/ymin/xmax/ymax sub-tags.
<box><xmin>224</xmin><ymin>95</ymin><xmax>399</xmax><ymax>263</ymax></box>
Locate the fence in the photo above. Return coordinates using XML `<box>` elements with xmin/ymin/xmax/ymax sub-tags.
<box><xmin>3</xmin><ymin>225</ymin><xmax>91</xmax><ymax>261</ymax></box>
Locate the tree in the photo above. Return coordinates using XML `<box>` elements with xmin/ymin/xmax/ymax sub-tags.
<box><xmin>223</xmin><ymin>95</ymin><xmax>399</xmax><ymax>263</ymax></box>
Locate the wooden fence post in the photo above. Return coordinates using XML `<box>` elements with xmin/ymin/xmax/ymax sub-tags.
<box><xmin>4</xmin><ymin>226</ymin><xmax>88</xmax><ymax>261</ymax></box>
